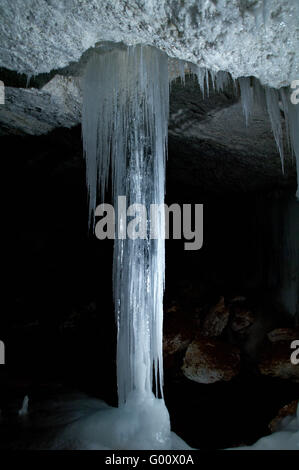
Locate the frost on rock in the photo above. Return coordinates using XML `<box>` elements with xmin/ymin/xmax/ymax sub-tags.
<box><xmin>0</xmin><ymin>0</ymin><xmax>298</xmax><ymax>88</ymax></box>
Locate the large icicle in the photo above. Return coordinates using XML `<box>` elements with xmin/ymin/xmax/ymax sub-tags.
<box><xmin>82</xmin><ymin>46</ymin><xmax>169</xmax><ymax>410</ymax></box>
<box><xmin>265</xmin><ymin>86</ymin><xmax>285</xmax><ymax>174</ymax></box>
<box><xmin>280</xmin><ymin>87</ymin><xmax>299</xmax><ymax>200</ymax></box>
<box><xmin>239</xmin><ymin>77</ymin><xmax>254</xmax><ymax>126</ymax></box>
<box><xmin>238</xmin><ymin>78</ymin><xmax>292</xmax><ymax>176</ymax></box>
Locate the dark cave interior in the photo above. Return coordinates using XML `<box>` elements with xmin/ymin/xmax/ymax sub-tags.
<box><xmin>1</xmin><ymin>74</ymin><xmax>299</xmax><ymax>448</ymax></box>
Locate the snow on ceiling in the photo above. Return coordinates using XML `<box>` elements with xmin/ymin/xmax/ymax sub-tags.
<box><xmin>0</xmin><ymin>0</ymin><xmax>298</xmax><ymax>88</ymax></box>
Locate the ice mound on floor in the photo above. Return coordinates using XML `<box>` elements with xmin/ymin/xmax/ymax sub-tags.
<box><xmin>30</xmin><ymin>393</ymin><xmax>190</xmax><ymax>450</ymax></box>
<box><xmin>234</xmin><ymin>402</ymin><xmax>299</xmax><ymax>450</ymax></box>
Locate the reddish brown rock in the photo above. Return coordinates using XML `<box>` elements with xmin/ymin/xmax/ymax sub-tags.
<box><xmin>269</xmin><ymin>400</ymin><xmax>299</xmax><ymax>433</ymax></box>
<box><xmin>258</xmin><ymin>342</ymin><xmax>299</xmax><ymax>382</ymax></box>
<box><xmin>182</xmin><ymin>337</ymin><xmax>240</xmax><ymax>384</ymax></box>
<box><xmin>202</xmin><ymin>296</ymin><xmax>230</xmax><ymax>337</ymax></box>
<box><xmin>267</xmin><ymin>328</ymin><xmax>299</xmax><ymax>343</ymax></box>
<box><xmin>163</xmin><ymin>308</ymin><xmax>194</xmax><ymax>357</ymax></box>
<box><xmin>230</xmin><ymin>309</ymin><xmax>255</xmax><ymax>332</ymax></box>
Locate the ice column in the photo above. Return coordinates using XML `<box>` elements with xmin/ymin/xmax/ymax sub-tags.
<box><xmin>82</xmin><ymin>45</ymin><xmax>169</xmax><ymax>405</ymax></box>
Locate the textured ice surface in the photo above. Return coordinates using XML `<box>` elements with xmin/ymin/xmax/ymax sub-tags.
<box><xmin>18</xmin><ymin>396</ymin><xmax>29</xmax><ymax>416</ymax></box>
<box><xmin>6</xmin><ymin>393</ymin><xmax>189</xmax><ymax>450</ymax></box>
<box><xmin>233</xmin><ymin>77</ymin><xmax>299</xmax><ymax>198</ymax></box>
<box><xmin>281</xmin><ymin>88</ymin><xmax>299</xmax><ymax>200</ymax></box>
<box><xmin>5</xmin><ymin>392</ymin><xmax>297</xmax><ymax>450</ymax></box>
<box><xmin>53</xmin><ymin>393</ymin><xmax>183</xmax><ymax>450</ymax></box>
<box><xmin>0</xmin><ymin>0</ymin><xmax>298</xmax><ymax>88</ymax></box>
<box><xmin>82</xmin><ymin>44</ymin><xmax>170</xmax><ymax>443</ymax></box>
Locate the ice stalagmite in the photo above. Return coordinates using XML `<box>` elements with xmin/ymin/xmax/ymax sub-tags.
<box><xmin>82</xmin><ymin>45</ymin><xmax>171</xmax><ymax>447</ymax></box>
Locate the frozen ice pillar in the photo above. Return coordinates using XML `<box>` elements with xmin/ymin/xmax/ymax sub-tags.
<box><xmin>82</xmin><ymin>45</ymin><xmax>170</xmax><ymax>447</ymax></box>
<box><xmin>18</xmin><ymin>395</ymin><xmax>29</xmax><ymax>416</ymax></box>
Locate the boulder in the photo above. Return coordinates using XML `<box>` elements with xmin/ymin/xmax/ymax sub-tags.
<box><xmin>201</xmin><ymin>296</ymin><xmax>230</xmax><ymax>337</ymax></box>
<box><xmin>182</xmin><ymin>337</ymin><xmax>240</xmax><ymax>384</ymax></box>
<box><xmin>269</xmin><ymin>399</ymin><xmax>299</xmax><ymax>433</ymax></box>
<box><xmin>267</xmin><ymin>328</ymin><xmax>299</xmax><ymax>343</ymax></box>
<box><xmin>230</xmin><ymin>309</ymin><xmax>255</xmax><ymax>332</ymax></box>
<box><xmin>163</xmin><ymin>307</ymin><xmax>194</xmax><ymax>357</ymax></box>
<box><xmin>258</xmin><ymin>343</ymin><xmax>299</xmax><ymax>382</ymax></box>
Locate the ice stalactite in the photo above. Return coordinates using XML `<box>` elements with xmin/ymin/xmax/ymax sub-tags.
<box><xmin>186</xmin><ymin>64</ymin><xmax>299</xmax><ymax>193</ymax></box>
<box><xmin>82</xmin><ymin>45</ymin><xmax>172</xmax><ymax>448</ymax></box>
<box><xmin>189</xmin><ymin>64</ymin><xmax>233</xmax><ymax>98</ymax></box>
<box><xmin>239</xmin><ymin>77</ymin><xmax>254</xmax><ymax>127</ymax></box>
<box><xmin>236</xmin><ymin>77</ymin><xmax>299</xmax><ymax>183</ymax></box>
<box><xmin>280</xmin><ymin>87</ymin><xmax>299</xmax><ymax>200</ymax></box>
<box><xmin>189</xmin><ymin>64</ymin><xmax>206</xmax><ymax>96</ymax></box>
<box><xmin>265</xmin><ymin>87</ymin><xmax>285</xmax><ymax>173</ymax></box>
<box><xmin>182</xmin><ymin>65</ymin><xmax>299</xmax><ymax>321</ymax></box>
<box><xmin>187</xmin><ymin>67</ymin><xmax>298</xmax><ymax>197</ymax></box>
<box><xmin>214</xmin><ymin>70</ymin><xmax>232</xmax><ymax>93</ymax></box>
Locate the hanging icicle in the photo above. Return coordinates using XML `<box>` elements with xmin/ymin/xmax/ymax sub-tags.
<box><xmin>82</xmin><ymin>45</ymin><xmax>169</xmax><ymax>406</ymax></box>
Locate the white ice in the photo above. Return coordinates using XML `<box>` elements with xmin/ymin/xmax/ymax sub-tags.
<box><xmin>233</xmin><ymin>402</ymin><xmax>299</xmax><ymax>450</ymax></box>
<box><xmin>18</xmin><ymin>395</ymin><xmax>29</xmax><ymax>416</ymax></box>
<box><xmin>80</xmin><ymin>46</ymin><xmax>299</xmax><ymax>450</ymax></box>
<box><xmin>82</xmin><ymin>44</ymin><xmax>171</xmax><ymax>446</ymax></box>
<box><xmin>48</xmin><ymin>393</ymin><xmax>190</xmax><ymax>450</ymax></box>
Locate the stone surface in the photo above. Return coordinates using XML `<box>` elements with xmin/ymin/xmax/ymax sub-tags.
<box><xmin>167</xmin><ymin>78</ymin><xmax>297</xmax><ymax>194</ymax></box>
<box><xmin>267</xmin><ymin>328</ymin><xmax>299</xmax><ymax>343</ymax></box>
<box><xmin>163</xmin><ymin>308</ymin><xmax>194</xmax><ymax>357</ymax></box>
<box><xmin>230</xmin><ymin>308</ymin><xmax>255</xmax><ymax>332</ymax></box>
<box><xmin>269</xmin><ymin>399</ymin><xmax>299</xmax><ymax>433</ymax></box>
<box><xmin>0</xmin><ymin>75</ymin><xmax>82</xmax><ymax>135</ymax></box>
<box><xmin>182</xmin><ymin>337</ymin><xmax>240</xmax><ymax>384</ymax></box>
<box><xmin>201</xmin><ymin>296</ymin><xmax>230</xmax><ymax>337</ymax></box>
<box><xmin>258</xmin><ymin>343</ymin><xmax>299</xmax><ymax>382</ymax></box>
<box><xmin>0</xmin><ymin>1</ymin><xmax>298</xmax><ymax>88</ymax></box>
<box><xmin>1</xmin><ymin>73</ymin><xmax>296</xmax><ymax>194</ymax></box>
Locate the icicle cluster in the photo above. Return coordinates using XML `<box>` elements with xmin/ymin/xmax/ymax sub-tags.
<box><xmin>181</xmin><ymin>63</ymin><xmax>299</xmax><ymax>199</ymax></box>
<box><xmin>238</xmin><ymin>78</ymin><xmax>299</xmax><ymax>195</ymax></box>
<box><xmin>82</xmin><ymin>45</ymin><xmax>169</xmax><ymax>405</ymax></box>
<box><xmin>189</xmin><ymin>63</ymin><xmax>233</xmax><ymax>97</ymax></box>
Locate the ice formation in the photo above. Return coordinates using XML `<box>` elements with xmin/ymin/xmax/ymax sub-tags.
<box><xmin>235</xmin><ymin>402</ymin><xmax>299</xmax><ymax>450</ymax></box>
<box><xmin>187</xmin><ymin>65</ymin><xmax>299</xmax><ymax>199</ymax></box>
<box><xmin>237</xmin><ymin>78</ymin><xmax>299</xmax><ymax>195</ymax></box>
<box><xmin>82</xmin><ymin>45</ymin><xmax>172</xmax><ymax>448</ymax></box>
<box><xmin>1</xmin><ymin>0</ymin><xmax>299</xmax><ymax>90</ymax></box>
<box><xmin>81</xmin><ymin>46</ymin><xmax>298</xmax><ymax>449</ymax></box>
<box><xmin>18</xmin><ymin>396</ymin><xmax>29</xmax><ymax>416</ymax></box>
